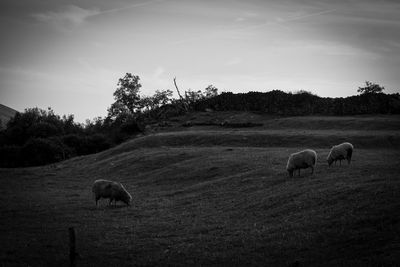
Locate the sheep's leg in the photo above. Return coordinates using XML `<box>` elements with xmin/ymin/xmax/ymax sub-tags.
<box><xmin>340</xmin><ymin>159</ymin><xmax>342</xmax><ymax>166</ymax></box>
<box><xmin>109</xmin><ymin>199</ymin><xmax>113</xmax><ymax>206</ymax></box>
<box><xmin>298</xmin><ymin>169</ymin><xmax>301</xmax><ymax>176</ymax></box>
<box><xmin>311</xmin><ymin>166</ymin><xmax>314</xmax><ymax>174</ymax></box>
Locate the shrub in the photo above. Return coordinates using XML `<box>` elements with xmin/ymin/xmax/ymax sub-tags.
<box><xmin>61</xmin><ymin>134</ymin><xmax>85</xmax><ymax>156</ymax></box>
<box><xmin>27</xmin><ymin>121</ymin><xmax>61</xmax><ymax>138</ymax></box>
<box><xmin>21</xmin><ymin>138</ymin><xmax>67</xmax><ymax>166</ymax></box>
<box><xmin>81</xmin><ymin>134</ymin><xmax>112</xmax><ymax>155</ymax></box>
<box><xmin>62</xmin><ymin>134</ymin><xmax>112</xmax><ymax>156</ymax></box>
<box><xmin>0</xmin><ymin>145</ymin><xmax>22</xmax><ymax>168</ymax></box>
<box><xmin>2</xmin><ymin>107</ymin><xmax>80</xmax><ymax>146</ymax></box>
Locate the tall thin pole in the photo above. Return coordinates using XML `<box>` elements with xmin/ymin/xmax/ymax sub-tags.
<box><xmin>69</xmin><ymin>227</ymin><xmax>76</xmax><ymax>267</ymax></box>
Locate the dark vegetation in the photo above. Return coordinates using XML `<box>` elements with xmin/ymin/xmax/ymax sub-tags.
<box><xmin>0</xmin><ymin>108</ymin><xmax>141</xmax><ymax>167</ymax></box>
<box><xmin>1</xmin><ymin>77</ymin><xmax>399</xmax><ymax>168</ymax></box>
<box><xmin>195</xmin><ymin>89</ymin><xmax>400</xmax><ymax>115</ymax></box>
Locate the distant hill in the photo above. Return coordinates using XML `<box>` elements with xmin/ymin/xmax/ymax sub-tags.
<box><xmin>0</xmin><ymin>104</ymin><xmax>18</xmax><ymax>129</ymax></box>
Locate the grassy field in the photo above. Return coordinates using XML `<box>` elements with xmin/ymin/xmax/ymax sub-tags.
<box><xmin>0</xmin><ymin>113</ymin><xmax>400</xmax><ymax>266</ymax></box>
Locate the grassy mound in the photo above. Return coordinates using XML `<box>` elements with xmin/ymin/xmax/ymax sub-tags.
<box><xmin>102</xmin><ymin>130</ymin><xmax>399</xmax><ymax>154</ymax></box>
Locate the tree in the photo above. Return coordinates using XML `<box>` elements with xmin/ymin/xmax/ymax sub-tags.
<box><xmin>204</xmin><ymin>85</ymin><xmax>218</xmax><ymax>98</ymax></box>
<box><xmin>357</xmin><ymin>81</ymin><xmax>385</xmax><ymax>94</ymax></box>
<box><xmin>4</xmin><ymin>107</ymin><xmax>66</xmax><ymax>145</ymax></box>
<box><xmin>138</xmin><ymin>89</ymin><xmax>173</xmax><ymax>113</ymax></box>
<box><xmin>108</xmin><ymin>73</ymin><xmax>142</xmax><ymax>118</ymax></box>
<box><xmin>184</xmin><ymin>89</ymin><xmax>203</xmax><ymax>106</ymax></box>
<box><xmin>173</xmin><ymin>77</ymin><xmax>189</xmax><ymax>112</ymax></box>
<box><xmin>152</xmin><ymin>89</ymin><xmax>173</xmax><ymax>107</ymax></box>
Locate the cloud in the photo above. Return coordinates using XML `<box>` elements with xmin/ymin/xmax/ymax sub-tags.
<box><xmin>97</xmin><ymin>0</ymin><xmax>165</xmax><ymax>16</ymax></box>
<box><xmin>32</xmin><ymin>5</ymin><xmax>100</xmax><ymax>28</ymax></box>
<box><xmin>139</xmin><ymin>66</ymin><xmax>171</xmax><ymax>95</ymax></box>
<box><xmin>234</xmin><ymin>8</ymin><xmax>337</xmax><ymax>32</ymax></box>
<box><xmin>169</xmin><ymin>8</ymin><xmax>337</xmax><ymax>45</ymax></box>
<box><xmin>235</xmin><ymin>11</ymin><xmax>258</xmax><ymax>22</ymax></box>
<box><xmin>31</xmin><ymin>1</ymin><xmax>165</xmax><ymax>30</ymax></box>
<box><xmin>226</xmin><ymin>57</ymin><xmax>242</xmax><ymax>66</ymax></box>
<box><xmin>152</xmin><ymin>66</ymin><xmax>165</xmax><ymax>79</ymax></box>
<box><xmin>149</xmin><ymin>66</ymin><xmax>170</xmax><ymax>89</ymax></box>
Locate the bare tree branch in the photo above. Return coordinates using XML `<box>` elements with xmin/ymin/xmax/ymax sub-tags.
<box><xmin>173</xmin><ymin>77</ymin><xmax>188</xmax><ymax>112</ymax></box>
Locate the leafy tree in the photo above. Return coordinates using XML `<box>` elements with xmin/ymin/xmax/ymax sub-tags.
<box><xmin>357</xmin><ymin>81</ymin><xmax>385</xmax><ymax>94</ymax></box>
<box><xmin>4</xmin><ymin>107</ymin><xmax>66</xmax><ymax>145</ymax></box>
<box><xmin>0</xmin><ymin>102</ymin><xmax>144</xmax><ymax>167</ymax></box>
<box><xmin>108</xmin><ymin>73</ymin><xmax>142</xmax><ymax>118</ymax></box>
<box><xmin>136</xmin><ymin>89</ymin><xmax>174</xmax><ymax>120</ymax></box>
<box><xmin>184</xmin><ymin>89</ymin><xmax>203</xmax><ymax>106</ymax></box>
<box><xmin>21</xmin><ymin>137</ymin><xmax>67</xmax><ymax>166</ymax></box>
<box><xmin>138</xmin><ymin>96</ymin><xmax>153</xmax><ymax>112</ymax></box>
<box><xmin>0</xmin><ymin>145</ymin><xmax>21</xmax><ymax>167</ymax></box>
<box><xmin>293</xmin><ymin>90</ymin><xmax>315</xmax><ymax>96</ymax></box>
<box><xmin>204</xmin><ymin>85</ymin><xmax>218</xmax><ymax>98</ymax></box>
<box><xmin>152</xmin><ymin>89</ymin><xmax>173</xmax><ymax>107</ymax></box>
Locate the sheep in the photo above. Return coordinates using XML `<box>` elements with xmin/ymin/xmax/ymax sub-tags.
<box><xmin>286</xmin><ymin>149</ymin><xmax>317</xmax><ymax>177</ymax></box>
<box><xmin>327</xmin><ymin>142</ymin><xmax>354</xmax><ymax>167</ymax></box>
<box><xmin>92</xmin><ymin>179</ymin><xmax>132</xmax><ymax>206</ymax></box>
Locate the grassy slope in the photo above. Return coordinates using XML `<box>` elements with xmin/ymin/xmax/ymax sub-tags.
<box><xmin>0</xmin><ymin>113</ymin><xmax>400</xmax><ymax>266</ymax></box>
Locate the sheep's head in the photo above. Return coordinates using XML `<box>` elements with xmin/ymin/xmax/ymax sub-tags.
<box><xmin>121</xmin><ymin>191</ymin><xmax>132</xmax><ymax>206</ymax></box>
<box><xmin>286</xmin><ymin>164</ymin><xmax>294</xmax><ymax>177</ymax></box>
<box><xmin>112</xmin><ymin>184</ymin><xmax>132</xmax><ymax>206</ymax></box>
<box><xmin>286</xmin><ymin>156</ymin><xmax>294</xmax><ymax>177</ymax></box>
<box><xmin>326</xmin><ymin>150</ymin><xmax>334</xmax><ymax>166</ymax></box>
<box><xmin>125</xmin><ymin>196</ymin><xmax>132</xmax><ymax>206</ymax></box>
<box><xmin>327</xmin><ymin>156</ymin><xmax>334</xmax><ymax>166</ymax></box>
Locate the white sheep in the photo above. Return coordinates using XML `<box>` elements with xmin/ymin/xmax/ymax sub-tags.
<box><xmin>327</xmin><ymin>142</ymin><xmax>354</xmax><ymax>166</ymax></box>
<box><xmin>286</xmin><ymin>149</ymin><xmax>317</xmax><ymax>177</ymax></box>
<box><xmin>92</xmin><ymin>179</ymin><xmax>132</xmax><ymax>206</ymax></box>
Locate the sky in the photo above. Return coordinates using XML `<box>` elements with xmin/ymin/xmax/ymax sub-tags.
<box><xmin>0</xmin><ymin>0</ymin><xmax>400</xmax><ymax>122</ymax></box>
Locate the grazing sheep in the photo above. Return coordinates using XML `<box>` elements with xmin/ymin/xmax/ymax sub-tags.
<box><xmin>327</xmin><ymin>142</ymin><xmax>354</xmax><ymax>167</ymax></box>
<box><xmin>92</xmin><ymin>179</ymin><xmax>132</xmax><ymax>206</ymax></box>
<box><xmin>286</xmin><ymin>149</ymin><xmax>317</xmax><ymax>177</ymax></box>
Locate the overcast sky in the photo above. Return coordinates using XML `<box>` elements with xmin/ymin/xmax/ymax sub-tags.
<box><xmin>1</xmin><ymin>0</ymin><xmax>399</xmax><ymax>122</ymax></box>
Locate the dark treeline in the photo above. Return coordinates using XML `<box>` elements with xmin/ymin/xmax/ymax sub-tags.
<box><xmin>0</xmin><ymin>108</ymin><xmax>141</xmax><ymax>167</ymax></box>
<box><xmin>193</xmin><ymin>90</ymin><xmax>400</xmax><ymax>115</ymax></box>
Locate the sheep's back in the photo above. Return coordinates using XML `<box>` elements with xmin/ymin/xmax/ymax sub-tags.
<box><xmin>329</xmin><ymin>143</ymin><xmax>353</xmax><ymax>160</ymax></box>
<box><xmin>288</xmin><ymin>149</ymin><xmax>316</xmax><ymax>169</ymax></box>
<box><xmin>92</xmin><ymin>179</ymin><xmax>116</xmax><ymax>197</ymax></box>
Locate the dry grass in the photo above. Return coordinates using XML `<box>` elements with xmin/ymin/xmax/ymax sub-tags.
<box><xmin>0</xmin><ymin>114</ymin><xmax>400</xmax><ymax>266</ymax></box>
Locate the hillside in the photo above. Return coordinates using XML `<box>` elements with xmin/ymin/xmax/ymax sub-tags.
<box><xmin>0</xmin><ymin>113</ymin><xmax>399</xmax><ymax>266</ymax></box>
<box><xmin>0</xmin><ymin>103</ymin><xmax>17</xmax><ymax>129</ymax></box>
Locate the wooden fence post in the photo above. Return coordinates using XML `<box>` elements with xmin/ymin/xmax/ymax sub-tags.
<box><xmin>69</xmin><ymin>227</ymin><xmax>77</xmax><ymax>267</ymax></box>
